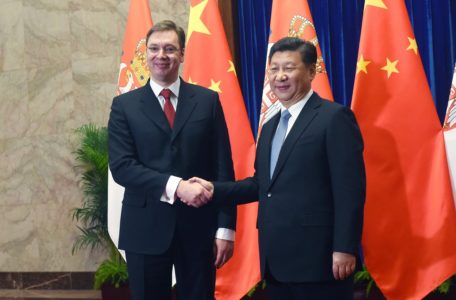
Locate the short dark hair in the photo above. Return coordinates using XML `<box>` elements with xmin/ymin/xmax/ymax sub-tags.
<box><xmin>268</xmin><ymin>37</ymin><xmax>317</xmax><ymax>66</ymax></box>
<box><xmin>146</xmin><ymin>20</ymin><xmax>186</xmax><ymax>50</ymax></box>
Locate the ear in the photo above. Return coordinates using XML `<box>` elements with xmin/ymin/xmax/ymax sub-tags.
<box><xmin>266</xmin><ymin>66</ymin><xmax>273</xmax><ymax>81</ymax></box>
<box><xmin>180</xmin><ymin>48</ymin><xmax>185</xmax><ymax>63</ymax></box>
<box><xmin>308</xmin><ymin>63</ymin><xmax>317</xmax><ymax>80</ymax></box>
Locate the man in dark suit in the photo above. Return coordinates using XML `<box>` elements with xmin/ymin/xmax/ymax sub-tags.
<box><xmin>108</xmin><ymin>20</ymin><xmax>236</xmax><ymax>300</ymax></box>
<box><xmin>193</xmin><ymin>37</ymin><xmax>365</xmax><ymax>299</ymax></box>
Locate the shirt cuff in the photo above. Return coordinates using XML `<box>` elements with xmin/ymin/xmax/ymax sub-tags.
<box><xmin>215</xmin><ymin>228</ymin><xmax>235</xmax><ymax>241</ymax></box>
<box><xmin>159</xmin><ymin>176</ymin><xmax>182</xmax><ymax>204</ymax></box>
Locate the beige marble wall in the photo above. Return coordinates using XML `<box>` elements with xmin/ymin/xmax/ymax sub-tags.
<box><xmin>0</xmin><ymin>0</ymin><xmax>189</xmax><ymax>272</ymax></box>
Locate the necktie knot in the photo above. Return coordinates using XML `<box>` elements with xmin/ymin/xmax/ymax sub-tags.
<box><xmin>160</xmin><ymin>88</ymin><xmax>172</xmax><ymax>99</ymax></box>
<box><xmin>281</xmin><ymin>109</ymin><xmax>291</xmax><ymax>122</ymax></box>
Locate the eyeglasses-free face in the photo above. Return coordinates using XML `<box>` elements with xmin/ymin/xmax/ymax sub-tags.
<box><xmin>267</xmin><ymin>50</ymin><xmax>316</xmax><ymax>108</ymax></box>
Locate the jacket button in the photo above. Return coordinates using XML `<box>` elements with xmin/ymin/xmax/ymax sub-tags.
<box><xmin>267</xmin><ymin>193</ymin><xmax>272</xmax><ymax>198</ymax></box>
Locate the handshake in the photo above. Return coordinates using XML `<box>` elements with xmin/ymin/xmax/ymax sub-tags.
<box><xmin>176</xmin><ymin>177</ymin><xmax>214</xmax><ymax>208</ymax></box>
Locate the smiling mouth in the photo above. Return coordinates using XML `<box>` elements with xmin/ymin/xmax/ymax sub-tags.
<box><xmin>155</xmin><ymin>63</ymin><xmax>169</xmax><ymax>69</ymax></box>
<box><xmin>276</xmin><ymin>85</ymin><xmax>289</xmax><ymax>91</ymax></box>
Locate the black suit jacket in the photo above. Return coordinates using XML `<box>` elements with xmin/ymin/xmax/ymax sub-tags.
<box><xmin>214</xmin><ymin>93</ymin><xmax>365</xmax><ymax>282</ymax></box>
<box><xmin>108</xmin><ymin>79</ymin><xmax>235</xmax><ymax>255</ymax></box>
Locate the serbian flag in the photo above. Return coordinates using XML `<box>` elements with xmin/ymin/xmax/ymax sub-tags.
<box><xmin>183</xmin><ymin>0</ymin><xmax>259</xmax><ymax>299</ymax></box>
<box><xmin>259</xmin><ymin>0</ymin><xmax>333</xmax><ymax>132</ymax></box>
<box><xmin>444</xmin><ymin>64</ymin><xmax>456</xmax><ymax>206</ymax></box>
<box><xmin>108</xmin><ymin>0</ymin><xmax>153</xmax><ymax>259</ymax></box>
<box><xmin>351</xmin><ymin>1</ymin><xmax>456</xmax><ymax>299</ymax></box>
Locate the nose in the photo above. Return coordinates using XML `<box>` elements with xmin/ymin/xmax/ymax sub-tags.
<box><xmin>276</xmin><ymin>71</ymin><xmax>287</xmax><ymax>81</ymax></box>
<box><xmin>156</xmin><ymin>48</ymin><xmax>167</xmax><ymax>58</ymax></box>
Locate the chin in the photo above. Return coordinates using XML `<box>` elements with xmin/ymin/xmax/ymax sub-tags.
<box><xmin>278</xmin><ymin>97</ymin><xmax>292</xmax><ymax>103</ymax></box>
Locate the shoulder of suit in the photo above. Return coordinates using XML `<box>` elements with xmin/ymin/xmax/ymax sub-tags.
<box><xmin>316</xmin><ymin>95</ymin><xmax>348</xmax><ymax>113</ymax></box>
<box><xmin>113</xmin><ymin>85</ymin><xmax>148</xmax><ymax>104</ymax></box>
<box><xmin>316</xmin><ymin>101</ymin><xmax>358</xmax><ymax>131</ymax></box>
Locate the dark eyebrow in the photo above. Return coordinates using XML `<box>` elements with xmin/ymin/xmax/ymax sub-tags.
<box><xmin>149</xmin><ymin>43</ymin><xmax>177</xmax><ymax>47</ymax></box>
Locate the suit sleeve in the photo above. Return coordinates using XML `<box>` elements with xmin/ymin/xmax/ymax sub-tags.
<box><xmin>211</xmin><ymin>95</ymin><xmax>237</xmax><ymax>230</ymax></box>
<box><xmin>213</xmin><ymin>176</ymin><xmax>259</xmax><ymax>205</ymax></box>
<box><xmin>213</xmin><ymin>135</ymin><xmax>261</xmax><ymax>205</ymax></box>
<box><xmin>326</xmin><ymin>106</ymin><xmax>366</xmax><ymax>254</ymax></box>
<box><xmin>108</xmin><ymin>97</ymin><xmax>168</xmax><ymax>198</ymax></box>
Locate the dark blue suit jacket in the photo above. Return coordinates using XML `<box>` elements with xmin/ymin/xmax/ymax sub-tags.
<box><xmin>108</xmin><ymin>79</ymin><xmax>235</xmax><ymax>255</ymax></box>
<box><xmin>214</xmin><ymin>93</ymin><xmax>365</xmax><ymax>282</ymax></box>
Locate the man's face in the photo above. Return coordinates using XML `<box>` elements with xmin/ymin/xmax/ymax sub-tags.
<box><xmin>267</xmin><ymin>50</ymin><xmax>316</xmax><ymax>108</ymax></box>
<box><xmin>146</xmin><ymin>30</ymin><xmax>184</xmax><ymax>86</ymax></box>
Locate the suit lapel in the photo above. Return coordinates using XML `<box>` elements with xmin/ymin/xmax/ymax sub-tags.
<box><xmin>269</xmin><ymin>94</ymin><xmax>321</xmax><ymax>188</ymax></box>
<box><xmin>171</xmin><ymin>80</ymin><xmax>197</xmax><ymax>142</ymax></box>
<box><xmin>140</xmin><ymin>82</ymin><xmax>172</xmax><ymax>135</ymax></box>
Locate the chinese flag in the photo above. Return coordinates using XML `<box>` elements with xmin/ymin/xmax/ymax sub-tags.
<box><xmin>351</xmin><ymin>1</ymin><xmax>456</xmax><ymax>299</ymax></box>
<box><xmin>259</xmin><ymin>0</ymin><xmax>333</xmax><ymax>131</ymax></box>
<box><xmin>443</xmin><ymin>64</ymin><xmax>456</xmax><ymax>206</ymax></box>
<box><xmin>183</xmin><ymin>0</ymin><xmax>260</xmax><ymax>299</ymax></box>
<box><xmin>108</xmin><ymin>0</ymin><xmax>153</xmax><ymax>258</ymax></box>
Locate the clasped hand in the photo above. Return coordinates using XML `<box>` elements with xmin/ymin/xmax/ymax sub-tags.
<box><xmin>176</xmin><ymin>177</ymin><xmax>214</xmax><ymax>208</ymax></box>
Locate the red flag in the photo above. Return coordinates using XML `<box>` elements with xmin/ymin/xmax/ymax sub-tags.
<box><xmin>351</xmin><ymin>1</ymin><xmax>456</xmax><ymax>299</ymax></box>
<box><xmin>183</xmin><ymin>0</ymin><xmax>260</xmax><ymax>299</ymax></box>
<box><xmin>259</xmin><ymin>0</ymin><xmax>333</xmax><ymax>132</ymax></box>
<box><xmin>108</xmin><ymin>0</ymin><xmax>153</xmax><ymax>257</ymax></box>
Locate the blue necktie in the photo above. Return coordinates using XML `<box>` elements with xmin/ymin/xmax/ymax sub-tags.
<box><xmin>270</xmin><ymin>110</ymin><xmax>291</xmax><ymax>178</ymax></box>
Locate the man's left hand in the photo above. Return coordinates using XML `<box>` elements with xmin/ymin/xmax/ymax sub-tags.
<box><xmin>332</xmin><ymin>252</ymin><xmax>356</xmax><ymax>280</ymax></box>
<box><xmin>213</xmin><ymin>239</ymin><xmax>234</xmax><ymax>269</ymax></box>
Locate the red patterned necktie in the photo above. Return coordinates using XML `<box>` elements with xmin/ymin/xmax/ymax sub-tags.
<box><xmin>160</xmin><ymin>88</ymin><xmax>175</xmax><ymax>128</ymax></box>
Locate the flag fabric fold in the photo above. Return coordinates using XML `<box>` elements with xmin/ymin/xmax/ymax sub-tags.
<box><xmin>108</xmin><ymin>0</ymin><xmax>153</xmax><ymax>259</ymax></box>
<box><xmin>259</xmin><ymin>0</ymin><xmax>333</xmax><ymax>132</ymax></box>
<box><xmin>444</xmin><ymin>64</ymin><xmax>456</xmax><ymax>206</ymax></box>
<box><xmin>183</xmin><ymin>0</ymin><xmax>260</xmax><ymax>299</ymax></box>
<box><xmin>351</xmin><ymin>1</ymin><xmax>456</xmax><ymax>299</ymax></box>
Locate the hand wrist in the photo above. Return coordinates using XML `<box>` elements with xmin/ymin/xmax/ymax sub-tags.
<box><xmin>176</xmin><ymin>179</ymin><xmax>187</xmax><ymax>199</ymax></box>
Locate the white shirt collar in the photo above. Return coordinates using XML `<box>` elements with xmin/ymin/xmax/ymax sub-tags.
<box><xmin>149</xmin><ymin>77</ymin><xmax>181</xmax><ymax>99</ymax></box>
<box><xmin>279</xmin><ymin>89</ymin><xmax>313</xmax><ymax>118</ymax></box>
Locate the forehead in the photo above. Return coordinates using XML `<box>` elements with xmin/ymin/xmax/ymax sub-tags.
<box><xmin>147</xmin><ymin>30</ymin><xmax>179</xmax><ymax>46</ymax></box>
<box><xmin>269</xmin><ymin>50</ymin><xmax>301</xmax><ymax>65</ymax></box>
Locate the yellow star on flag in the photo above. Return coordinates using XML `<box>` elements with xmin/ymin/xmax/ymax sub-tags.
<box><xmin>356</xmin><ymin>55</ymin><xmax>371</xmax><ymax>74</ymax></box>
<box><xmin>365</xmin><ymin>0</ymin><xmax>387</xmax><ymax>9</ymax></box>
<box><xmin>188</xmin><ymin>77</ymin><xmax>198</xmax><ymax>85</ymax></box>
<box><xmin>381</xmin><ymin>58</ymin><xmax>399</xmax><ymax>78</ymax></box>
<box><xmin>209</xmin><ymin>79</ymin><xmax>222</xmax><ymax>93</ymax></box>
<box><xmin>406</xmin><ymin>37</ymin><xmax>418</xmax><ymax>55</ymax></box>
<box><xmin>187</xmin><ymin>0</ymin><xmax>210</xmax><ymax>43</ymax></box>
<box><xmin>227</xmin><ymin>60</ymin><xmax>237</xmax><ymax>76</ymax></box>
